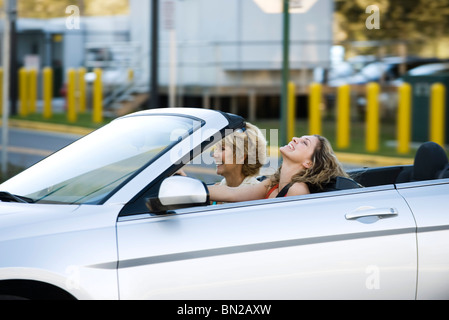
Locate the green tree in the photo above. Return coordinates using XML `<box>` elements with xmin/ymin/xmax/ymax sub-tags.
<box><xmin>15</xmin><ymin>0</ymin><xmax>129</xmax><ymax>18</ymax></box>
<box><xmin>84</xmin><ymin>0</ymin><xmax>129</xmax><ymax>16</ymax></box>
<box><xmin>18</xmin><ymin>0</ymin><xmax>74</xmax><ymax>18</ymax></box>
<box><xmin>335</xmin><ymin>0</ymin><xmax>449</xmax><ymax>56</ymax></box>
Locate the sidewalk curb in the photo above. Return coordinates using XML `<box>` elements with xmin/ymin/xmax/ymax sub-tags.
<box><xmin>3</xmin><ymin>120</ymin><xmax>415</xmax><ymax>167</ymax></box>
<box><xmin>2</xmin><ymin>119</ymin><xmax>95</xmax><ymax>136</ymax></box>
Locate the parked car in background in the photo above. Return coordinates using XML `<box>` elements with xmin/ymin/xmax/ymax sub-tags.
<box><xmin>392</xmin><ymin>62</ymin><xmax>449</xmax><ymax>86</ymax></box>
<box><xmin>406</xmin><ymin>62</ymin><xmax>449</xmax><ymax>76</ymax></box>
<box><xmin>331</xmin><ymin>57</ymin><xmax>447</xmax><ymax>118</ymax></box>
<box><xmin>347</xmin><ymin>55</ymin><xmax>377</xmax><ymax>72</ymax></box>
<box><xmin>0</xmin><ymin>108</ymin><xmax>449</xmax><ymax>300</ymax></box>
<box><xmin>328</xmin><ymin>57</ymin><xmax>444</xmax><ymax>87</ymax></box>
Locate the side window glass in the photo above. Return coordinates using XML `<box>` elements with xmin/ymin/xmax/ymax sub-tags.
<box><xmin>182</xmin><ymin>146</ymin><xmax>222</xmax><ymax>186</ymax></box>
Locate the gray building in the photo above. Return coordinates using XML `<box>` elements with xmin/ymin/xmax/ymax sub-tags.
<box><xmin>130</xmin><ymin>0</ymin><xmax>333</xmax><ymax>118</ymax></box>
<box><xmin>2</xmin><ymin>0</ymin><xmax>333</xmax><ymax>118</ymax></box>
<box><xmin>4</xmin><ymin>15</ymin><xmax>130</xmax><ymax>98</ymax></box>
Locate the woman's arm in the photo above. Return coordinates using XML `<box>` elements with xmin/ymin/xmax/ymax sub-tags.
<box><xmin>208</xmin><ymin>179</ymin><xmax>270</xmax><ymax>203</ymax></box>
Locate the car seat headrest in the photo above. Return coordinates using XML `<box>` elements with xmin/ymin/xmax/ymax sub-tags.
<box><xmin>321</xmin><ymin>176</ymin><xmax>363</xmax><ymax>192</ymax></box>
<box><xmin>413</xmin><ymin>142</ymin><xmax>448</xmax><ymax>181</ymax></box>
<box><xmin>335</xmin><ymin>176</ymin><xmax>363</xmax><ymax>190</ymax></box>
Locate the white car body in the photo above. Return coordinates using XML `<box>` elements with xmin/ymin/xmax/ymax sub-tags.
<box><xmin>0</xmin><ymin>108</ymin><xmax>448</xmax><ymax>300</ymax></box>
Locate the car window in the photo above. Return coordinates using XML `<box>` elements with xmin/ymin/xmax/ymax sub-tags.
<box><xmin>182</xmin><ymin>145</ymin><xmax>223</xmax><ymax>185</ymax></box>
<box><xmin>0</xmin><ymin>115</ymin><xmax>201</xmax><ymax>205</ymax></box>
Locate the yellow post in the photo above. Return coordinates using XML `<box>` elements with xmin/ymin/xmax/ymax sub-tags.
<box><xmin>28</xmin><ymin>69</ymin><xmax>38</xmax><ymax>114</ymax></box>
<box><xmin>397</xmin><ymin>83</ymin><xmax>412</xmax><ymax>154</ymax></box>
<box><xmin>19</xmin><ymin>68</ymin><xmax>29</xmax><ymax>117</ymax></box>
<box><xmin>78</xmin><ymin>67</ymin><xmax>86</xmax><ymax>113</ymax></box>
<box><xmin>366</xmin><ymin>82</ymin><xmax>380</xmax><ymax>152</ymax></box>
<box><xmin>67</xmin><ymin>68</ymin><xmax>77</xmax><ymax>123</ymax></box>
<box><xmin>93</xmin><ymin>68</ymin><xmax>103</xmax><ymax>124</ymax></box>
<box><xmin>128</xmin><ymin>68</ymin><xmax>134</xmax><ymax>82</ymax></box>
<box><xmin>0</xmin><ymin>69</ymin><xmax>3</xmax><ymax>116</ymax></box>
<box><xmin>43</xmin><ymin>67</ymin><xmax>53</xmax><ymax>119</ymax></box>
<box><xmin>287</xmin><ymin>81</ymin><xmax>296</xmax><ymax>141</ymax></box>
<box><xmin>308</xmin><ymin>82</ymin><xmax>322</xmax><ymax>135</ymax></box>
<box><xmin>336</xmin><ymin>84</ymin><xmax>351</xmax><ymax>149</ymax></box>
<box><xmin>429</xmin><ymin>82</ymin><xmax>446</xmax><ymax>147</ymax></box>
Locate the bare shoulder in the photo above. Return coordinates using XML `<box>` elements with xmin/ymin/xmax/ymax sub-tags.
<box><xmin>286</xmin><ymin>182</ymin><xmax>310</xmax><ymax>196</ymax></box>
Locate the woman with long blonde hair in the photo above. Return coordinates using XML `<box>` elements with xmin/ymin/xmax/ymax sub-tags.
<box><xmin>208</xmin><ymin>134</ymin><xmax>348</xmax><ymax>202</ymax></box>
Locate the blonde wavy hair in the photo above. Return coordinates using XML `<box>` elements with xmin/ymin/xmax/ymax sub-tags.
<box><xmin>221</xmin><ymin>123</ymin><xmax>267</xmax><ymax>178</ymax></box>
<box><xmin>270</xmin><ymin>135</ymin><xmax>348</xmax><ymax>191</ymax></box>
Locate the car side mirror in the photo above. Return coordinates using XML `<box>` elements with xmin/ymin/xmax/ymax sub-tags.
<box><xmin>146</xmin><ymin>176</ymin><xmax>210</xmax><ymax>213</ymax></box>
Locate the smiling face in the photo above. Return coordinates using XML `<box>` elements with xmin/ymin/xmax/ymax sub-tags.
<box><xmin>213</xmin><ymin>142</ymin><xmax>243</xmax><ymax>177</ymax></box>
<box><xmin>280</xmin><ymin>135</ymin><xmax>320</xmax><ymax>169</ymax></box>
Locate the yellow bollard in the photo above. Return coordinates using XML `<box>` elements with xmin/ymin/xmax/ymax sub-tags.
<box><xmin>43</xmin><ymin>67</ymin><xmax>53</xmax><ymax>119</ymax></box>
<box><xmin>19</xmin><ymin>68</ymin><xmax>29</xmax><ymax>117</ymax></box>
<box><xmin>0</xmin><ymin>69</ymin><xmax>3</xmax><ymax>117</ymax></box>
<box><xmin>308</xmin><ymin>82</ymin><xmax>322</xmax><ymax>135</ymax></box>
<box><xmin>397</xmin><ymin>83</ymin><xmax>412</xmax><ymax>154</ymax></box>
<box><xmin>28</xmin><ymin>69</ymin><xmax>38</xmax><ymax>114</ymax></box>
<box><xmin>78</xmin><ymin>67</ymin><xmax>86</xmax><ymax>113</ymax></box>
<box><xmin>67</xmin><ymin>68</ymin><xmax>77</xmax><ymax>123</ymax></box>
<box><xmin>366</xmin><ymin>82</ymin><xmax>380</xmax><ymax>152</ymax></box>
<box><xmin>336</xmin><ymin>84</ymin><xmax>351</xmax><ymax>149</ymax></box>
<box><xmin>287</xmin><ymin>81</ymin><xmax>296</xmax><ymax>141</ymax></box>
<box><xmin>429</xmin><ymin>82</ymin><xmax>446</xmax><ymax>147</ymax></box>
<box><xmin>128</xmin><ymin>68</ymin><xmax>134</xmax><ymax>82</ymax></box>
<box><xmin>93</xmin><ymin>68</ymin><xmax>103</xmax><ymax>124</ymax></box>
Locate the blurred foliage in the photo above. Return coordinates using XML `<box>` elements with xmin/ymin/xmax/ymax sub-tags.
<box><xmin>335</xmin><ymin>0</ymin><xmax>449</xmax><ymax>40</ymax></box>
<box><xmin>12</xmin><ymin>0</ymin><xmax>129</xmax><ymax>18</ymax></box>
<box><xmin>5</xmin><ymin>0</ymin><xmax>447</xmax><ymax>44</ymax></box>
<box><xmin>335</xmin><ymin>0</ymin><xmax>449</xmax><ymax>56</ymax></box>
<box><xmin>83</xmin><ymin>0</ymin><xmax>129</xmax><ymax>16</ymax></box>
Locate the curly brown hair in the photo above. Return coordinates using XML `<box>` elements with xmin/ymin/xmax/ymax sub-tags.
<box><xmin>269</xmin><ymin>135</ymin><xmax>348</xmax><ymax>191</ymax></box>
<box><xmin>221</xmin><ymin>123</ymin><xmax>267</xmax><ymax>178</ymax></box>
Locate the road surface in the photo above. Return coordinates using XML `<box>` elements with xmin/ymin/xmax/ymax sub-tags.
<box><xmin>0</xmin><ymin>127</ymin><xmax>82</xmax><ymax>169</ymax></box>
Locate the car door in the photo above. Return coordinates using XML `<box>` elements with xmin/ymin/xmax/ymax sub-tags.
<box><xmin>396</xmin><ymin>179</ymin><xmax>449</xmax><ymax>300</ymax></box>
<box><xmin>116</xmin><ymin>185</ymin><xmax>417</xmax><ymax>300</ymax></box>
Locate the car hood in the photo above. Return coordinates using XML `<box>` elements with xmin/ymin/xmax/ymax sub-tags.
<box><xmin>0</xmin><ymin>202</ymin><xmax>78</xmax><ymax>217</ymax></box>
<box><xmin>0</xmin><ymin>202</ymin><xmax>80</xmax><ymax>242</ymax></box>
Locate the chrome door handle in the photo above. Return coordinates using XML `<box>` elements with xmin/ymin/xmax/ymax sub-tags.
<box><xmin>345</xmin><ymin>207</ymin><xmax>398</xmax><ymax>220</ymax></box>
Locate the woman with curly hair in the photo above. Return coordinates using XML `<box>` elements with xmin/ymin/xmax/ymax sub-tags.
<box><xmin>208</xmin><ymin>134</ymin><xmax>348</xmax><ymax>202</ymax></box>
<box><xmin>213</xmin><ymin>122</ymin><xmax>267</xmax><ymax>188</ymax></box>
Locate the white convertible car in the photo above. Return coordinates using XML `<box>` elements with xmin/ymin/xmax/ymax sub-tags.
<box><xmin>0</xmin><ymin>108</ymin><xmax>448</xmax><ymax>300</ymax></box>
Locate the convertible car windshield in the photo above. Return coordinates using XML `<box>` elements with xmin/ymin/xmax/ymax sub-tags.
<box><xmin>0</xmin><ymin>115</ymin><xmax>201</xmax><ymax>205</ymax></box>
